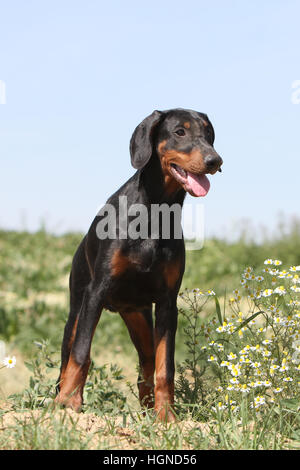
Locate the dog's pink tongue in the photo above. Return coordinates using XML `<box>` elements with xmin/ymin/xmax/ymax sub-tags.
<box><xmin>186</xmin><ymin>172</ymin><xmax>210</xmax><ymax>197</ymax></box>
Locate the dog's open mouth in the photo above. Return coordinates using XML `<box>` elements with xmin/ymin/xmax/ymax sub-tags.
<box><xmin>170</xmin><ymin>164</ymin><xmax>211</xmax><ymax>197</ymax></box>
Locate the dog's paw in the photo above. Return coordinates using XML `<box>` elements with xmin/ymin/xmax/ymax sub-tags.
<box><xmin>155</xmin><ymin>405</ymin><xmax>176</xmax><ymax>423</ymax></box>
<box><xmin>54</xmin><ymin>393</ymin><xmax>82</xmax><ymax>413</ymax></box>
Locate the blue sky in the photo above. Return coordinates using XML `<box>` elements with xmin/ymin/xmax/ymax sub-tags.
<box><xmin>0</xmin><ymin>0</ymin><xmax>299</xmax><ymax>239</ymax></box>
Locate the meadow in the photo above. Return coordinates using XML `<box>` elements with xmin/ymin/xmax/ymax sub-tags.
<box><xmin>0</xmin><ymin>218</ymin><xmax>299</xmax><ymax>450</ymax></box>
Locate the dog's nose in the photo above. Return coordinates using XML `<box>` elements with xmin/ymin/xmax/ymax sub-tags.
<box><xmin>204</xmin><ymin>154</ymin><xmax>223</xmax><ymax>172</ymax></box>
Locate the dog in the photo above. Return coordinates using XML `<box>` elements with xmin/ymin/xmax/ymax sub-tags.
<box><xmin>55</xmin><ymin>108</ymin><xmax>223</xmax><ymax>421</ymax></box>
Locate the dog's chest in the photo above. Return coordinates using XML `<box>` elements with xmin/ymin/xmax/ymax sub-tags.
<box><xmin>105</xmin><ymin>240</ymin><xmax>183</xmax><ymax>311</ymax></box>
<box><xmin>111</xmin><ymin>240</ymin><xmax>172</xmax><ymax>275</ymax></box>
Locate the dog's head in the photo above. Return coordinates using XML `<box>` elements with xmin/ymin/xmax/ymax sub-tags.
<box><xmin>130</xmin><ymin>108</ymin><xmax>223</xmax><ymax>197</ymax></box>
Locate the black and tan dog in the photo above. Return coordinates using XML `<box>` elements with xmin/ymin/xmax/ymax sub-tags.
<box><xmin>55</xmin><ymin>108</ymin><xmax>223</xmax><ymax>421</ymax></box>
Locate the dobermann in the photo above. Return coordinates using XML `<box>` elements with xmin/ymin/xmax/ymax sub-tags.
<box><xmin>55</xmin><ymin>108</ymin><xmax>223</xmax><ymax>422</ymax></box>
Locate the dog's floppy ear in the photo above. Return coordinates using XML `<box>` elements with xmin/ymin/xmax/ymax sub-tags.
<box><xmin>130</xmin><ymin>110</ymin><xmax>163</xmax><ymax>169</ymax></box>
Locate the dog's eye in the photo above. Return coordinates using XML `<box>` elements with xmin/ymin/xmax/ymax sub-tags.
<box><xmin>175</xmin><ymin>128</ymin><xmax>185</xmax><ymax>137</ymax></box>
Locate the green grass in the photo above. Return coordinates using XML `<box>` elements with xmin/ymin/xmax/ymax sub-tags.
<box><xmin>0</xmin><ymin>220</ymin><xmax>299</xmax><ymax>450</ymax></box>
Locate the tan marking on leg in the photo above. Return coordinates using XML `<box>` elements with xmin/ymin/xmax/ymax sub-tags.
<box><xmin>55</xmin><ymin>355</ymin><xmax>90</xmax><ymax>412</ymax></box>
<box><xmin>68</xmin><ymin>316</ymin><xmax>78</xmax><ymax>350</ymax></box>
<box><xmin>154</xmin><ymin>335</ymin><xmax>175</xmax><ymax>422</ymax></box>
<box><xmin>121</xmin><ymin>311</ymin><xmax>155</xmax><ymax>408</ymax></box>
<box><xmin>57</xmin><ymin>316</ymin><xmax>79</xmax><ymax>391</ymax></box>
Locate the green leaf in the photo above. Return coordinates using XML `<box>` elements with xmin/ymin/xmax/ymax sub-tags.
<box><xmin>215</xmin><ymin>296</ymin><xmax>223</xmax><ymax>326</ymax></box>
<box><xmin>29</xmin><ymin>376</ymin><xmax>35</xmax><ymax>389</ymax></box>
<box><xmin>290</xmin><ymin>430</ymin><xmax>300</xmax><ymax>441</ymax></box>
<box><xmin>233</xmin><ymin>311</ymin><xmax>264</xmax><ymax>333</ymax></box>
<box><xmin>280</xmin><ymin>398</ymin><xmax>299</xmax><ymax>411</ymax></box>
<box><xmin>24</xmin><ymin>361</ymin><xmax>35</xmax><ymax>372</ymax></box>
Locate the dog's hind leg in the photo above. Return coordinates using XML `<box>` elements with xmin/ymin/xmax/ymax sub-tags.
<box><xmin>120</xmin><ymin>307</ymin><xmax>155</xmax><ymax>409</ymax></box>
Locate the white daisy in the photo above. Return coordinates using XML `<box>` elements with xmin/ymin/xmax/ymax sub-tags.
<box><xmin>3</xmin><ymin>356</ymin><xmax>16</xmax><ymax>368</ymax></box>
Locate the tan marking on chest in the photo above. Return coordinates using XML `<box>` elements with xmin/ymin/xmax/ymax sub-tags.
<box><xmin>111</xmin><ymin>249</ymin><xmax>132</xmax><ymax>277</ymax></box>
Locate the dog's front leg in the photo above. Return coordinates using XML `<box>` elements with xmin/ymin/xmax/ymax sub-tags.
<box><xmin>55</xmin><ymin>281</ymin><xmax>104</xmax><ymax>412</ymax></box>
<box><xmin>154</xmin><ymin>296</ymin><xmax>178</xmax><ymax>422</ymax></box>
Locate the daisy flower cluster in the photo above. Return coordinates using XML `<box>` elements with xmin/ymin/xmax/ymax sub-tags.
<box><xmin>180</xmin><ymin>259</ymin><xmax>300</xmax><ymax>416</ymax></box>
<box><xmin>209</xmin><ymin>260</ymin><xmax>300</xmax><ymax>414</ymax></box>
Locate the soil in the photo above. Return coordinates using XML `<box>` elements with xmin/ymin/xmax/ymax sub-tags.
<box><xmin>0</xmin><ymin>407</ymin><xmax>210</xmax><ymax>450</ymax></box>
